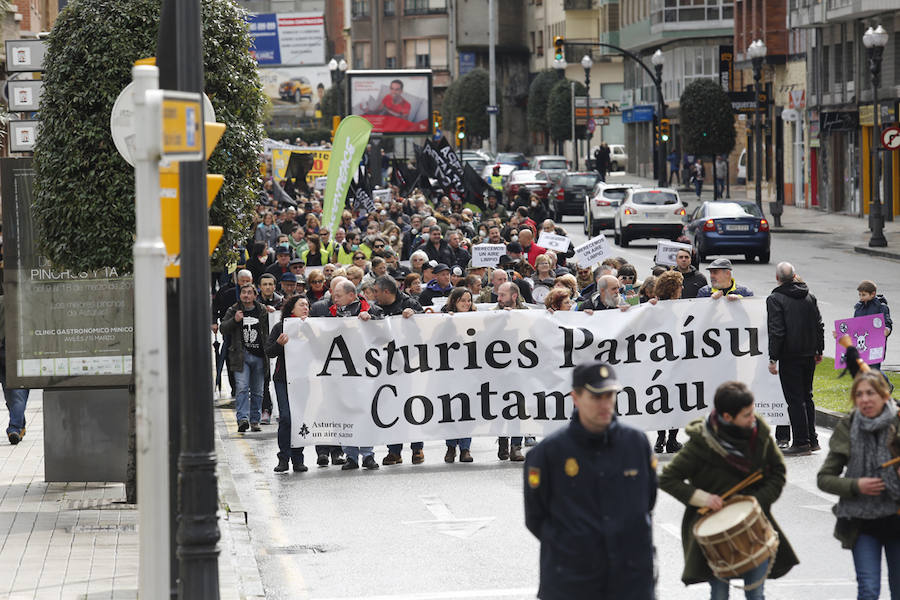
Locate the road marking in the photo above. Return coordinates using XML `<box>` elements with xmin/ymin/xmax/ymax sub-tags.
<box><xmin>401</xmin><ymin>495</ymin><xmax>495</xmax><ymax>539</ymax></box>
<box><xmin>313</xmin><ymin>588</ymin><xmax>537</xmax><ymax>600</ymax></box>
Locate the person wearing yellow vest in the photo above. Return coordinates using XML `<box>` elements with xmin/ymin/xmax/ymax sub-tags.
<box><xmin>489</xmin><ymin>164</ymin><xmax>504</xmax><ymax>191</ymax></box>
<box><xmin>695</xmin><ymin>258</ymin><xmax>754</xmax><ymax>298</ymax></box>
<box><xmin>333</xmin><ymin>231</ymin><xmax>362</xmax><ymax>265</ymax></box>
<box><xmin>318</xmin><ymin>227</ymin><xmax>335</xmax><ymax>262</ymax></box>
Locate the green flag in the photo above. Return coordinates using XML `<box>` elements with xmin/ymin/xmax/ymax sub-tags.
<box><xmin>321</xmin><ymin>116</ymin><xmax>373</xmax><ymax>235</ymax></box>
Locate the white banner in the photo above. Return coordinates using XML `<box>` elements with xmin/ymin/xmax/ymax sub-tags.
<box><xmin>471</xmin><ymin>243</ymin><xmax>506</xmax><ymax>267</ymax></box>
<box><xmin>284</xmin><ymin>299</ymin><xmax>787</xmax><ymax>446</ymax></box>
<box><xmin>536</xmin><ymin>232</ymin><xmax>570</xmax><ymax>252</ymax></box>
<box><xmin>574</xmin><ymin>234</ymin><xmax>611</xmax><ymax>267</ymax></box>
<box><xmin>655</xmin><ymin>240</ymin><xmax>692</xmax><ymax>267</ymax></box>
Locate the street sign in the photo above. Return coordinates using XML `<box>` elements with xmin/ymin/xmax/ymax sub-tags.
<box><xmin>486</xmin><ymin>105</ymin><xmax>499</xmax><ymax>114</ymax></box>
<box><xmin>597</xmin><ymin>117</ymin><xmax>610</xmax><ymax>126</ymax></box>
<box><xmin>160</xmin><ymin>91</ymin><xmax>203</xmax><ymax>161</ymax></box>
<box><xmin>7</xmin><ymin>80</ymin><xmax>42</xmax><ymax>112</ymax></box>
<box><xmin>586</xmin><ymin>118</ymin><xmax>595</xmax><ymax>133</ymax></box>
<box><xmin>881</xmin><ymin>126</ymin><xmax>900</xmax><ymax>151</ymax></box>
<box><xmin>4</xmin><ymin>39</ymin><xmax>47</xmax><ymax>72</ymax></box>
<box><xmin>789</xmin><ymin>89</ymin><xmax>806</xmax><ymax>110</ymax></box>
<box><xmin>8</xmin><ymin>119</ymin><xmax>38</xmax><ymax>152</ymax></box>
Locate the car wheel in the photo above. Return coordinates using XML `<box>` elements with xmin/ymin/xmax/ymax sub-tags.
<box><xmin>759</xmin><ymin>251</ymin><xmax>770</xmax><ymax>264</ymax></box>
<box><xmin>583</xmin><ymin>212</ymin><xmax>590</xmax><ymax>236</ymax></box>
<box><xmin>698</xmin><ymin>252</ymin><xmax>707</xmax><ymax>263</ymax></box>
<box><xmin>620</xmin><ymin>230</ymin><xmax>630</xmax><ymax>248</ymax></box>
<box><xmin>613</xmin><ymin>227</ymin><xmax>620</xmax><ymax>245</ymax></box>
<box><xmin>294</xmin><ymin>90</ymin><xmax>301</xmax><ymax>103</ymax></box>
<box><xmin>591</xmin><ymin>218</ymin><xmax>600</xmax><ymax>237</ymax></box>
<box><xmin>610</xmin><ymin>162</ymin><xmax>619</xmax><ymax>171</ymax></box>
<box><xmin>744</xmin><ymin>253</ymin><xmax>755</xmax><ymax>263</ymax></box>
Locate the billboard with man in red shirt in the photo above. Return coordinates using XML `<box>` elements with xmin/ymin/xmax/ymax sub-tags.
<box><xmin>347</xmin><ymin>70</ymin><xmax>433</xmax><ymax>135</ymax></box>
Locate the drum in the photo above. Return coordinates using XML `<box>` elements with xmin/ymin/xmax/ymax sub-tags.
<box><xmin>692</xmin><ymin>495</ymin><xmax>779</xmax><ymax>580</ymax></box>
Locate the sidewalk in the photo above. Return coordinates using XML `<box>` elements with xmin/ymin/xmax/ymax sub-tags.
<box><xmin>610</xmin><ymin>172</ymin><xmax>900</xmax><ymax>261</ymax></box>
<box><xmin>0</xmin><ymin>391</ymin><xmax>264</xmax><ymax>600</ymax></box>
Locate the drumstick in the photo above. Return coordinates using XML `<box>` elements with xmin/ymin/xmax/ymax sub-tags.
<box><xmin>697</xmin><ymin>470</ymin><xmax>763</xmax><ymax>515</ymax></box>
<box><xmin>880</xmin><ymin>456</ymin><xmax>900</xmax><ymax>469</ymax></box>
<box><xmin>838</xmin><ymin>335</ymin><xmax>871</xmax><ymax>373</ymax></box>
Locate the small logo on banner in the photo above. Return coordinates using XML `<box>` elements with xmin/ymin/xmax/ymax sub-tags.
<box><xmin>565</xmin><ymin>457</ymin><xmax>579</xmax><ymax>478</ymax></box>
<box><xmin>528</xmin><ymin>467</ymin><xmax>541</xmax><ymax>489</ymax></box>
<box><xmin>299</xmin><ymin>423</ymin><xmax>310</xmax><ymax>438</ymax></box>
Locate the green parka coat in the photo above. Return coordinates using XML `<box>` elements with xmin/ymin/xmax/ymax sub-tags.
<box><xmin>658</xmin><ymin>416</ymin><xmax>799</xmax><ymax>585</ymax></box>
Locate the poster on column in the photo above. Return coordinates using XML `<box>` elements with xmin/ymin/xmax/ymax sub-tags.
<box><xmin>284</xmin><ymin>298</ymin><xmax>787</xmax><ymax>447</ymax></box>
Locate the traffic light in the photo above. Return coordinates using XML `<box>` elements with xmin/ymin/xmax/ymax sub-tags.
<box><xmin>456</xmin><ymin>116</ymin><xmax>466</xmax><ymax>143</ymax></box>
<box><xmin>660</xmin><ymin>118</ymin><xmax>670</xmax><ymax>142</ymax></box>
<box><xmin>654</xmin><ymin>124</ymin><xmax>660</xmax><ymax>144</ymax></box>
<box><xmin>433</xmin><ymin>110</ymin><xmax>442</xmax><ymax>131</ymax></box>
<box><xmin>554</xmin><ymin>36</ymin><xmax>565</xmax><ymax>62</ymax></box>
<box><xmin>160</xmin><ymin>122</ymin><xmax>226</xmax><ymax>278</ymax></box>
<box><xmin>331</xmin><ymin>115</ymin><xmax>341</xmax><ymax>142</ymax></box>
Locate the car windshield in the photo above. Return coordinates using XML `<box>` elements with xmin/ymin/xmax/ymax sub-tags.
<box><xmin>498</xmin><ymin>153</ymin><xmax>524</xmax><ymax>163</ymax></box>
<box><xmin>566</xmin><ymin>175</ymin><xmax>598</xmax><ymax>187</ymax></box>
<box><xmin>631</xmin><ymin>191</ymin><xmax>678</xmax><ymax>205</ymax></box>
<box><xmin>707</xmin><ymin>202</ymin><xmax>763</xmax><ymax>218</ymax></box>
<box><xmin>538</xmin><ymin>159</ymin><xmax>567</xmax><ymax>170</ymax></box>
<box><xmin>465</xmin><ymin>159</ymin><xmax>487</xmax><ymax>171</ymax></box>
<box><xmin>602</xmin><ymin>188</ymin><xmax>629</xmax><ymax>200</ymax></box>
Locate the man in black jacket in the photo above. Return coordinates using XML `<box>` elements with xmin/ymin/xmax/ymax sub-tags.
<box><xmin>524</xmin><ymin>361</ymin><xmax>657</xmax><ymax>600</ymax></box>
<box><xmin>373</xmin><ymin>275</ymin><xmax>426</xmax><ymax>465</ymax></box>
<box><xmin>673</xmin><ymin>248</ymin><xmax>707</xmax><ymax>299</ymax></box>
<box><xmin>422</xmin><ymin>227</ymin><xmax>455</xmax><ymax>266</ymax></box>
<box><xmin>766</xmin><ymin>261</ymin><xmax>824</xmax><ymax>455</ymax></box>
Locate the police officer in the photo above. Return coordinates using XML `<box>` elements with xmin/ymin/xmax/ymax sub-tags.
<box><xmin>524</xmin><ymin>361</ymin><xmax>657</xmax><ymax>600</ymax></box>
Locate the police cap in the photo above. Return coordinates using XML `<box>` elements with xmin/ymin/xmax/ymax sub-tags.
<box><xmin>572</xmin><ymin>361</ymin><xmax>621</xmax><ymax>394</ymax></box>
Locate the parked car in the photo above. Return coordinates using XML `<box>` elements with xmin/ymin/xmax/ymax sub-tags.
<box><xmin>584</xmin><ymin>182</ymin><xmax>636</xmax><ymax>236</ymax></box>
<box><xmin>462</xmin><ymin>149</ymin><xmax>494</xmax><ymax>163</ymax></box>
<box><xmin>496</xmin><ymin>152</ymin><xmax>529</xmax><ymax>169</ymax></box>
<box><xmin>463</xmin><ymin>157</ymin><xmax>489</xmax><ymax>174</ymax></box>
<box><xmin>505</xmin><ymin>170</ymin><xmax>552</xmax><ymax>204</ymax></box>
<box><xmin>609</xmin><ymin>144</ymin><xmax>628</xmax><ymax>171</ymax></box>
<box><xmin>279</xmin><ymin>77</ymin><xmax>313</xmax><ymax>103</ymax></box>
<box><xmin>685</xmin><ymin>200</ymin><xmax>770</xmax><ymax>263</ymax></box>
<box><xmin>550</xmin><ymin>172</ymin><xmax>601</xmax><ymax>221</ymax></box>
<box><xmin>737</xmin><ymin>149</ymin><xmax>747</xmax><ymax>184</ymax></box>
<box><xmin>613</xmin><ymin>187</ymin><xmax>686</xmax><ymax>247</ymax></box>
<box><xmin>531</xmin><ymin>155</ymin><xmax>569</xmax><ymax>184</ymax></box>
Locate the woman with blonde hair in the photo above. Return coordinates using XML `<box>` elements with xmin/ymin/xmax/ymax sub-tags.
<box><xmin>544</xmin><ymin>287</ymin><xmax>574</xmax><ymax>313</ymax></box>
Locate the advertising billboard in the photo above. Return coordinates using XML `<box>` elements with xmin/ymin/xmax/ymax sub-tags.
<box><xmin>1</xmin><ymin>159</ymin><xmax>134</xmax><ymax>388</ymax></box>
<box><xmin>258</xmin><ymin>65</ymin><xmax>331</xmax><ymax>116</ymax></box>
<box><xmin>247</xmin><ymin>12</ymin><xmax>325</xmax><ymax>66</ymax></box>
<box><xmin>347</xmin><ymin>70</ymin><xmax>433</xmax><ymax>135</ymax></box>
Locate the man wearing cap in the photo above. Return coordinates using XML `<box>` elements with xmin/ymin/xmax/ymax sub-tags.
<box><xmin>288</xmin><ymin>257</ymin><xmax>306</xmax><ymax>280</ymax></box>
<box><xmin>489</xmin><ymin>164</ymin><xmax>504</xmax><ymax>192</ymax></box>
<box><xmin>279</xmin><ymin>272</ymin><xmax>299</xmax><ymax>298</ymax></box>
<box><xmin>695</xmin><ymin>258</ymin><xmax>753</xmax><ymax>299</ymax></box>
<box><xmin>418</xmin><ymin>263</ymin><xmax>454</xmax><ymax>307</ymax></box>
<box><xmin>524</xmin><ymin>361</ymin><xmax>657</xmax><ymax>599</ymax></box>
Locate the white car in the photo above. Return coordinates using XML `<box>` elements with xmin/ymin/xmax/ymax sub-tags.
<box><xmin>613</xmin><ymin>187</ymin><xmax>687</xmax><ymax>247</ymax></box>
<box><xmin>583</xmin><ymin>182</ymin><xmax>635</xmax><ymax>236</ymax></box>
<box><xmin>737</xmin><ymin>148</ymin><xmax>747</xmax><ymax>184</ymax></box>
<box><xmin>481</xmin><ymin>163</ymin><xmax>518</xmax><ymax>188</ymax></box>
<box><xmin>609</xmin><ymin>145</ymin><xmax>628</xmax><ymax>171</ymax></box>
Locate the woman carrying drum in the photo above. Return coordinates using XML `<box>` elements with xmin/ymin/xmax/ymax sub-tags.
<box><xmin>817</xmin><ymin>370</ymin><xmax>900</xmax><ymax>600</ymax></box>
<box><xmin>659</xmin><ymin>381</ymin><xmax>798</xmax><ymax>599</ymax></box>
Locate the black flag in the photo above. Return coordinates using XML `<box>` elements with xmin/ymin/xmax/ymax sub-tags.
<box><xmin>285</xmin><ymin>151</ymin><xmax>314</xmax><ymax>195</ymax></box>
<box><xmin>462</xmin><ymin>163</ymin><xmax>488</xmax><ymax>211</ymax></box>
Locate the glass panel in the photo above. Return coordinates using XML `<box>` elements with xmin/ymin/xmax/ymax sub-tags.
<box><xmin>632</xmin><ymin>191</ymin><xmax>678</xmax><ymax>205</ymax></box>
<box><xmin>707</xmin><ymin>7</ymin><xmax>719</xmax><ymax>18</ymax></box>
<box><xmin>722</xmin><ymin>6</ymin><xmax>732</xmax><ymax>18</ymax></box>
<box><xmin>680</xmin><ymin>7</ymin><xmax>705</xmax><ymax>20</ymax></box>
<box><xmin>707</xmin><ymin>202</ymin><xmax>762</xmax><ymax>217</ymax></box>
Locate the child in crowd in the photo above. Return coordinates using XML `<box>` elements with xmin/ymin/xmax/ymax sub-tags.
<box><xmin>854</xmin><ymin>280</ymin><xmax>892</xmax><ymax>371</ymax></box>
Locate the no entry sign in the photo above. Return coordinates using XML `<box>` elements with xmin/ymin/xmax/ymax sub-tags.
<box><xmin>881</xmin><ymin>126</ymin><xmax>900</xmax><ymax>150</ymax></box>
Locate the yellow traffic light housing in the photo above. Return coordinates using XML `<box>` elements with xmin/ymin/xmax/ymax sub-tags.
<box><xmin>331</xmin><ymin>115</ymin><xmax>341</xmax><ymax>142</ymax></box>
<box><xmin>433</xmin><ymin>110</ymin><xmax>442</xmax><ymax>131</ymax></box>
<box><xmin>660</xmin><ymin>118</ymin><xmax>671</xmax><ymax>142</ymax></box>
<box><xmin>554</xmin><ymin>36</ymin><xmax>565</xmax><ymax>62</ymax></box>
<box><xmin>456</xmin><ymin>116</ymin><xmax>466</xmax><ymax>142</ymax></box>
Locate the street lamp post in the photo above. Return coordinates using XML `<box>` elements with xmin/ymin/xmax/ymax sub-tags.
<box><xmin>581</xmin><ymin>54</ymin><xmax>593</xmax><ymax>171</ymax></box>
<box><xmin>329</xmin><ymin>57</ymin><xmax>348</xmax><ymax>118</ymax></box>
<box><xmin>651</xmin><ymin>49</ymin><xmax>666</xmax><ymax>187</ymax></box>
<box><xmin>748</xmin><ymin>40</ymin><xmax>767</xmax><ymax>216</ymax></box>
<box><xmin>552</xmin><ymin>55</ymin><xmax>566</xmax><ymax>155</ymax></box>
<box><xmin>864</xmin><ymin>25</ymin><xmax>889</xmax><ymax>247</ymax></box>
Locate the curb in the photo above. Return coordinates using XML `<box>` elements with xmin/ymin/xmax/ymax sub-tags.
<box><xmin>815</xmin><ymin>407</ymin><xmax>845</xmax><ymax>430</ymax></box>
<box><xmin>854</xmin><ymin>245</ymin><xmax>900</xmax><ymax>262</ymax></box>
<box><xmin>770</xmin><ymin>228</ymin><xmax>827</xmax><ymax>235</ymax></box>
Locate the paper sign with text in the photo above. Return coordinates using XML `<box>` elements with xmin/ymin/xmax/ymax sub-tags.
<box><xmin>471</xmin><ymin>243</ymin><xmax>507</xmax><ymax>267</ymax></box>
<box><xmin>574</xmin><ymin>234</ymin><xmax>611</xmax><ymax>267</ymax></box>
<box><xmin>536</xmin><ymin>232</ymin><xmax>570</xmax><ymax>253</ymax></box>
<box><xmin>655</xmin><ymin>240</ymin><xmax>692</xmax><ymax>266</ymax></box>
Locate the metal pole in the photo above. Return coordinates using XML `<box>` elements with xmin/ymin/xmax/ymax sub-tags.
<box><xmin>171</xmin><ymin>0</ymin><xmax>221</xmax><ymax>596</ymax></box>
<box><xmin>571</xmin><ymin>81</ymin><xmax>577</xmax><ymax>170</ymax></box>
<box><xmin>131</xmin><ymin>63</ymin><xmax>171</xmax><ymax>600</ymax></box>
<box><xmin>655</xmin><ymin>64</ymin><xmax>666</xmax><ymax>188</ymax></box>
<box><xmin>488</xmin><ymin>0</ymin><xmax>497</xmax><ymax>156</ymax></box>
<box><xmin>753</xmin><ymin>57</ymin><xmax>764</xmax><ymax>215</ymax></box>
<box><xmin>584</xmin><ymin>66</ymin><xmax>590</xmax><ymax>171</ymax></box>
<box><xmin>869</xmin><ymin>45</ymin><xmax>887</xmax><ymax>247</ymax></box>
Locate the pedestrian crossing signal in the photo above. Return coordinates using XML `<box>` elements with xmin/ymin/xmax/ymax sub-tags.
<box><xmin>554</xmin><ymin>36</ymin><xmax>565</xmax><ymax>62</ymax></box>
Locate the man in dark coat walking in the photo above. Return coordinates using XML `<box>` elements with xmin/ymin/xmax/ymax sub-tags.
<box><xmin>525</xmin><ymin>362</ymin><xmax>657</xmax><ymax>600</ymax></box>
<box><xmin>766</xmin><ymin>261</ymin><xmax>824</xmax><ymax>454</ymax></box>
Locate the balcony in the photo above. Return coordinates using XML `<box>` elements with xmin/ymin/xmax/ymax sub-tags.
<box><xmin>564</xmin><ymin>0</ymin><xmax>593</xmax><ymax>9</ymax></box>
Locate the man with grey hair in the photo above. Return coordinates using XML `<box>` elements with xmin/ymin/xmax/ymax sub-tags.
<box><xmin>211</xmin><ymin>268</ymin><xmax>255</xmax><ymax>395</ymax></box>
<box><xmin>579</xmin><ymin>275</ymin><xmax>627</xmax><ymax>313</ymax></box>
<box><xmin>766</xmin><ymin>261</ymin><xmax>824</xmax><ymax>455</ymax></box>
<box><xmin>494</xmin><ymin>282</ymin><xmax>528</xmax><ymax>461</ymax></box>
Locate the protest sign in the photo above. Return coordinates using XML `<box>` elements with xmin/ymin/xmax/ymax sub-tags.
<box><xmin>536</xmin><ymin>232</ymin><xmax>570</xmax><ymax>253</ymax></box>
<box><xmin>834</xmin><ymin>314</ymin><xmax>888</xmax><ymax>368</ymax></box>
<box><xmin>373</xmin><ymin>189</ymin><xmax>392</xmax><ymax>205</ymax></box>
<box><xmin>315</xmin><ymin>177</ymin><xmax>327</xmax><ymax>191</ymax></box>
<box><xmin>655</xmin><ymin>240</ymin><xmax>692</xmax><ymax>267</ymax></box>
<box><xmin>471</xmin><ymin>243</ymin><xmax>506</xmax><ymax>268</ymax></box>
<box><xmin>284</xmin><ymin>298</ymin><xmax>787</xmax><ymax>446</ymax></box>
<box><xmin>574</xmin><ymin>234</ymin><xmax>611</xmax><ymax>267</ymax></box>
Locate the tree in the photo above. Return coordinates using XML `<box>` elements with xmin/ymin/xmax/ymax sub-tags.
<box><xmin>526</xmin><ymin>70</ymin><xmax>557</xmax><ymax>141</ymax></box>
<box><xmin>440</xmin><ymin>68</ymin><xmax>498</xmax><ymax>141</ymax></box>
<box><xmin>33</xmin><ymin>0</ymin><xmax>266</xmax><ymax>272</ymax></box>
<box><xmin>679</xmin><ymin>78</ymin><xmax>736</xmax><ymax>158</ymax></box>
<box><xmin>320</xmin><ymin>80</ymin><xmax>346</xmax><ymax>125</ymax></box>
<box><xmin>547</xmin><ymin>79</ymin><xmax>587</xmax><ymax>142</ymax></box>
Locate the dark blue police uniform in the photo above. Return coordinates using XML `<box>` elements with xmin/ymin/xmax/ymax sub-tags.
<box><xmin>523</xmin><ymin>363</ymin><xmax>657</xmax><ymax>600</ymax></box>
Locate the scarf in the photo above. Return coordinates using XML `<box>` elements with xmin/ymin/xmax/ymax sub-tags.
<box><xmin>835</xmin><ymin>405</ymin><xmax>900</xmax><ymax>520</ymax></box>
<box><xmin>706</xmin><ymin>411</ymin><xmax>758</xmax><ymax>473</ymax></box>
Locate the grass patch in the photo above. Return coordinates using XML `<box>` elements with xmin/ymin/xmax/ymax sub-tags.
<box><xmin>814</xmin><ymin>356</ymin><xmax>899</xmax><ymax>413</ymax></box>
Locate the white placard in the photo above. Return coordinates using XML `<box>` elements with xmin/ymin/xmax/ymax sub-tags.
<box><xmin>471</xmin><ymin>243</ymin><xmax>507</xmax><ymax>268</ymax></box>
<box><xmin>536</xmin><ymin>232</ymin><xmax>570</xmax><ymax>252</ymax></box>
<box><xmin>574</xmin><ymin>234</ymin><xmax>611</xmax><ymax>267</ymax></box>
<box><xmin>284</xmin><ymin>299</ymin><xmax>788</xmax><ymax>446</ymax></box>
<box><xmin>315</xmin><ymin>176</ymin><xmax>327</xmax><ymax>190</ymax></box>
<box><xmin>655</xmin><ymin>240</ymin><xmax>693</xmax><ymax>267</ymax></box>
<box><xmin>373</xmin><ymin>189</ymin><xmax>392</xmax><ymax>205</ymax></box>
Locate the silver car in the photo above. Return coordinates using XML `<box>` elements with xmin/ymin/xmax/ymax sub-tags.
<box><xmin>530</xmin><ymin>155</ymin><xmax>569</xmax><ymax>184</ymax></box>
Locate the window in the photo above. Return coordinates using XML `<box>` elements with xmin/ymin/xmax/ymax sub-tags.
<box><xmin>833</xmin><ymin>44</ymin><xmax>842</xmax><ymax>88</ymax></box>
<box><xmin>531</xmin><ymin>31</ymin><xmax>535</xmax><ymax>55</ymax></box>
<box><xmin>352</xmin><ymin>42</ymin><xmax>371</xmax><ymax>69</ymax></box>
<box><xmin>651</xmin><ymin>0</ymin><xmax>732</xmax><ymax>24</ymax></box>
<box><xmin>385</xmin><ymin>41</ymin><xmax>397</xmax><ymax>69</ymax></box>
<box><xmin>845</xmin><ymin>40</ymin><xmax>853</xmax><ymax>82</ymax></box>
<box><xmin>538</xmin><ymin>30</ymin><xmax>544</xmax><ymax>57</ymax></box>
<box><xmin>405</xmin><ymin>0</ymin><xmax>447</xmax><ymax>15</ymax></box>
<box><xmin>351</xmin><ymin>0</ymin><xmax>370</xmax><ymax>18</ymax></box>
<box><xmin>384</xmin><ymin>0</ymin><xmax>395</xmax><ymax>16</ymax></box>
<box><xmin>405</xmin><ymin>39</ymin><xmax>443</xmax><ymax>69</ymax></box>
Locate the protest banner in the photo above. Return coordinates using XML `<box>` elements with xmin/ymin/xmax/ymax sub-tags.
<box><xmin>284</xmin><ymin>298</ymin><xmax>787</xmax><ymax>447</ymax></box>
<box><xmin>272</xmin><ymin>148</ymin><xmax>331</xmax><ymax>186</ymax></box>
<box><xmin>471</xmin><ymin>243</ymin><xmax>506</xmax><ymax>267</ymax></box>
<box><xmin>536</xmin><ymin>232</ymin><xmax>570</xmax><ymax>253</ymax></box>
<box><xmin>655</xmin><ymin>240</ymin><xmax>692</xmax><ymax>267</ymax></box>
<box><xmin>834</xmin><ymin>313</ymin><xmax>888</xmax><ymax>368</ymax></box>
<box><xmin>574</xmin><ymin>234</ymin><xmax>611</xmax><ymax>267</ymax></box>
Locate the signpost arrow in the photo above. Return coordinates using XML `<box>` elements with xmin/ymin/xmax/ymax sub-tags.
<box><xmin>402</xmin><ymin>495</ymin><xmax>494</xmax><ymax>539</ymax></box>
